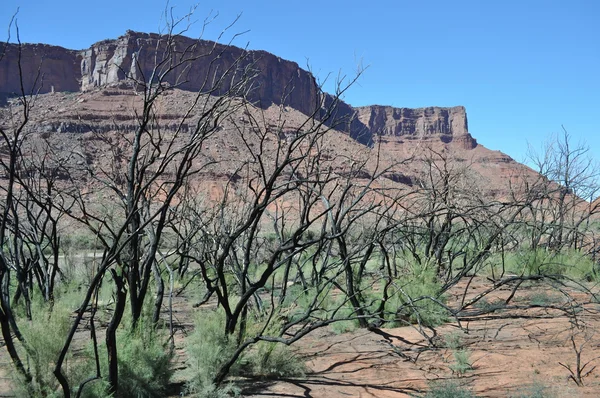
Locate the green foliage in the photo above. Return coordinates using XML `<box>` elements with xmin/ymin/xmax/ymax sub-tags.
<box><xmin>449</xmin><ymin>350</ymin><xmax>473</xmax><ymax>375</ymax></box>
<box><xmin>329</xmin><ymin>304</ymin><xmax>360</xmax><ymax>335</ymax></box>
<box><xmin>61</xmin><ymin>232</ymin><xmax>104</xmax><ymax>251</ymax></box>
<box><xmin>185</xmin><ymin>310</ymin><xmax>239</xmax><ymax>395</ymax></box>
<box><xmin>425</xmin><ymin>380</ymin><xmax>475</xmax><ymax>398</ymax></box>
<box><xmin>281</xmin><ymin>284</ymin><xmax>359</xmax><ymax>334</ymax></box>
<box><xmin>525</xmin><ymin>291</ymin><xmax>555</xmax><ymax>306</ymax></box>
<box><xmin>474</xmin><ymin>297</ymin><xmax>505</xmax><ymax>312</ymax></box>
<box><xmin>76</xmin><ymin>317</ymin><xmax>174</xmax><ymax>398</ymax></box>
<box><xmin>486</xmin><ymin>248</ymin><xmax>598</xmax><ymax>281</ymax></box>
<box><xmin>116</xmin><ymin>326</ymin><xmax>174</xmax><ymax>397</ymax></box>
<box><xmin>391</xmin><ymin>259</ymin><xmax>449</xmax><ymax>327</ymax></box>
<box><xmin>14</xmin><ymin>298</ymin><xmax>73</xmax><ymax>397</ymax></box>
<box><xmin>185</xmin><ymin>309</ymin><xmax>307</xmax><ymax>396</ymax></box>
<box><xmin>442</xmin><ymin>331</ymin><xmax>465</xmax><ymax>350</ymax></box>
<box><xmin>190</xmin><ymin>383</ymin><xmax>241</xmax><ymax>398</ymax></box>
<box><xmin>243</xmin><ymin>341</ymin><xmax>307</xmax><ymax>378</ymax></box>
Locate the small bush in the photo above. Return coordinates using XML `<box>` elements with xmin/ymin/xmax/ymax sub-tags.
<box><xmin>449</xmin><ymin>350</ymin><xmax>473</xmax><ymax>375</ymax></box>
<box><xmin>392</xmin><ymin>260</ymin><xmax>449</xmax><ymax>327</ymax></box>
<box><xmin>191</xmin><ymin>383</ymin><xmax>240</xmax><ymax>398</ymax></box>
<box><xmin>185</xmin><ymin>310</ymin><xmax>238</xmax><ymax>395</ymax></box>
<box><xmin>503</xmin><ymin>249</ymin><xmax>598</xmax><ymax>281</ymax></box>
<box><xmin>116</xmin><ymin>326</ymin><xmax>174</xmax><ymax>398</ymax></box>
<box><xmin>442</xmin><ymin>331</ymin><xmax>465</xmax><ymax>350</ymax></box>
<box><xmin>527</xmin><ymin>291</ymin><xmax>555</xmax><ymax>306</ymax></box>
<box><xmin>474</xmin><ymin>297</ymin><xmax>505</xmax><ymax>312</ymax></box>
<box><xmin>243</xmin><ymin>341</ymin><xmax>307</xmax><ymax>378</ymax></box>
<box><xmin>14</xmin><ymin>298</ymin><xmax>72</xmax><ymax>397</ymax></box>
<box><xmin>186</xmin><ymin>310</ymin><xmax>307</xmax><ymax>396</ymax></box>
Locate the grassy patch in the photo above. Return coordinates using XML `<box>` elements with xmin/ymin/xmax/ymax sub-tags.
<box><xmin>425</xmin><ymin>380</ymin><xmax>475</xmax><ymax>398</ymax></box>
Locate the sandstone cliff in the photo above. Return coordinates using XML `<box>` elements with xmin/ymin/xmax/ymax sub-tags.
<box><xmin>0</xmin><ymin>31</ymin><xmax>470</xmax><ymax>148</ymax></box>
<box><xmin>0</xmin><ymin>43</ymin><xmax>80</xmax><ymax>95</ymax></box>
<box><xmin>356</xmin><ymin>105</ymin><xmax>477</xmax><ymax>149</ymax></box>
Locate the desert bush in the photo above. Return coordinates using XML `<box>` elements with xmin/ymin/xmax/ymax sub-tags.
<box><xmin>490</xmin><ymin>248</ymin><xmax>598</xmax><ymax>281</ymax></box>
<box><xmin>473</xmin><ymin>297</ymin><xmax>505</xmax><ymax>312</ymax></box>
<box><xmin>116</xmin><ymin>324</ymin><xmax>174</xmax><ymax>397</ymax></box>
<box><xmin>391</xmin><ymin>259</ymin><xmax>449</xmax><ymax>327</ymax></box>
<box><xmin>523</xmin><ymin>291</ymin><xmax>556</xmax><ymax>306</ymax></box>
<box><xmin>243</xmin><ymin>341</ymin><xmax>307</xmax><ymax>378</ymax></box>
<box><xmin>481</xmin><ymin>246</ymin><xmax>600</xmax><ymax>291</ymax></box>
<box><xmin>13</xmin><ymin>298</ymin><xmax>72</xmax><ymax>396</ymax></box>
<box><xmin>185</xmin><ymin>310</ymin><xmax>240</xmax><ymax>395</ymax></box>
<box><xmin>12</xmin><ymin>295</ymin><xmax>98</xmax><ymax>398</ymax></box>
<box><xmin>442</xmin><ymin>331</ymin><xmax>465</xmax><ymax>350</ymax></box>
<box><xmin>449</xmin><ymin>349</ymin><xmax>473</xmax><ymax>375</ymax></box>
<box><xmin>75</xmin><ymin>323</ymin><xmax>174</xmax><ymax>398</ymax></box>
<box><xmin>329</xmin><ymin>304</ymin><xmax>360</xmax><ymax>335</ymax></box>
<box><xmin>185</xmin><ymin>309</ymin><xmax>307</xmax><ymax>396</ymax></box>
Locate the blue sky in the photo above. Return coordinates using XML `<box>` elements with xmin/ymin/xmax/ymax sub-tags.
<box><xmin>2</xmin><ymin>0</ymin><xmax>598</xmax><ymax>165</ymax></box>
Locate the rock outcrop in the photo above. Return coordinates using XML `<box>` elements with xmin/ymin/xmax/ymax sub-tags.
<box><xmin>79</xmin><ymin>32</ymin><xmax>321</xmax><ymax>116</ymax></box>
<box><xmin>356</xmin><ymin>105</ymin><xmax>477</xmax><ymax>149</ymax></box>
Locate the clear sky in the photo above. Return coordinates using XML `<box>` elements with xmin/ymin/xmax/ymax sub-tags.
<box><xmin>2</xmin><ymin>0</ymin><xmax>599</xmax><ymax>165</ymax></box>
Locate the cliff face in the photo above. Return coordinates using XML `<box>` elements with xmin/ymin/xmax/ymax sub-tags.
<box><xmin>356</xmin><ymin>105</ymin><xmax>477</xmax><ymax>149</ymax></box>
<box><xmin>79</xmin><ymin>32</ymin><xmax>320</xmax><ymax>116</ymax></box>
<box><xmin>0</xmin><ymin>31</ymin><xmax>469</xmax><ymax>148</ymax></box>
<box><xmin>0</xmin><ymin>43</ymin><xmax>80</xmax><ymax>95</ymax></box>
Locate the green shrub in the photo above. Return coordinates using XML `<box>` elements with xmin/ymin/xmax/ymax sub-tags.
<box><xmin>14</xmin><ymin>298</ymin><xmax>73</xmax><ymax>397</ymax></box>
<box><xmin>391</xmin><ymin>259</ymin><xmax>449</xmax><ymax>327</ymax></box>
<box><xmin>442</xmin><ymin>331</ymin><xmax>465</xmax><ymax>350</ymax></box>
<box><xmin>425</xmin><ymin>380</ymin><xmax>475</xmax><ymax>398</ymax></box>
<box><xmin>449</xmin><ymin>350</ymin><xmax>473</xmax><ymax>375</ymax></box>
<box><xmin>330</xmin><ymin>311</ymin><xmax>360</xmax><ymax>334</ymax></box>
<box><xmin>526</xmin><ymin>291</ymin><xmax>555</xmax><ymax>306</ymax></box>
<box><xmin>500</xmin><ymin>249</ymin><xmax>598</xmax><ymax>281</ymax></box>
<box><xmin>75</xmin><ymin>319</ymin><xmax>174</xmax><ymax>398</ymax></box>
<box><xmin>185</xmin><ymin>310</ymin><xmax>239</xmax><ymax>396</ymax></box>
<box><xmin>185</xmin><ymin>309</ymin><xmax>307</xmax><ymax>396</ymax></box>
<box><xmin>243</xmin><ymin>341</ymin><xmax>307</xmax><ymax>378</ymax></box>
<box><xmin>474</xmin><ymin>297</ymin><xmax>505</xmax><ymax>312</ymax></box>
<box><xmin>116</xmin><ymin>326</ymin><xmax>174</xmax><ymax>398</ymax></box>
<box><xmin>190</xmin><ymin>383</ymin><xmax>240</xmax><ymax>398</ymax></box>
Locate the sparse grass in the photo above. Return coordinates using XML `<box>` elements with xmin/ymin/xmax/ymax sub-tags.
<box><xmin>424</xmin><ymin>379</ymin><xmax>475</xmax><ymax>398</ymax></box>
<box><xmin>511</xmin><ymin>380</ymin><xmax>556</xmax><ymax>398</ymax></box>
<box><xmin>474</xmin><ymin>297</ymin><xmax>505</xmax><ymax>312</ymax></box>
<box><xmin>526</xmin><ymin>291</ymin><xmax>556</xmax><ymax>306</ymax></box>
